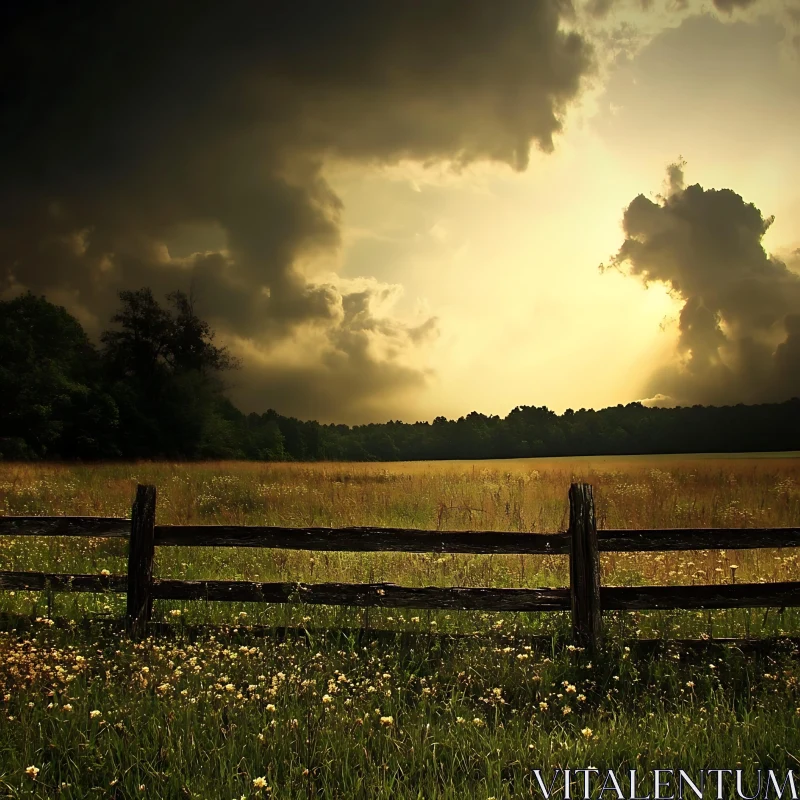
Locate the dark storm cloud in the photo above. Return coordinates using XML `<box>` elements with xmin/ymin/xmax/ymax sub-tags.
<box><xmin>712</xmin><ymin>0</ymin><xmax>759</xmax><ymax>13</ymax></box>
<box><xmin>230</xmin><ymin>286</ymin><xmax>439</xmax><ymax>424</ymax></box>
<box><xmin>0</xmin><ymin>0</ymin><xmax>592</xmax><ymax>418</ymax></box>
<box><xmin>604</xmin><ymin>162</ymin><xmax>800</xmax><ymax>406</ymax></box>
<box><xmin>585</xmin><ymin>0</ymin><xmax>617</xmax><ymax>19</ymax></box>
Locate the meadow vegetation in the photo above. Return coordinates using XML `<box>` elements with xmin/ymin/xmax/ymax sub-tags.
<box><xmin>1</xmin><ymin>454</ymin><xmax>799</xmax><ymax>798</ymax></box>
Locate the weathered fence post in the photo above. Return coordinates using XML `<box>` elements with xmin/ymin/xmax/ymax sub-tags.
<box><xmin>568</xmin><ymin>483</ymin><xmax>603</xmax><ymax>650</ymax></box>
<box><xmin>126</xmin><ymin>484</ymin><xmax>157</xmax><ymax>636</ymax></box>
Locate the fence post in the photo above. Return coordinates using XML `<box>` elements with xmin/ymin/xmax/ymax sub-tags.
<box><xmin>568</xmin><ymin>483</ymin><xmax>603</xmax><ymax>650</ymax></box>
<box><xmin>126</xmin><ymin>484</ymin><xmax>157</xmax><ymax>636</ymax></box>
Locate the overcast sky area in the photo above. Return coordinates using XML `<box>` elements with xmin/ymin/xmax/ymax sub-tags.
<box><xmin>2</xmin><ymin>0</ymin><xmax>799</xmax><ymax>424</ymax></box>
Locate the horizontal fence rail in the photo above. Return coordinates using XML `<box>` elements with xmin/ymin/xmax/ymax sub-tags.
<box><xmin>153</xmin><ymin>526</ymin><xmax>568</xmax><ymax>553</ymax></box>
<box><xmin>0</xmin><ymin>517</ymin><xmax>131</xmax><ymax>538</ymax></box>
<box><xmin>151</xmin><ymin>580</ymin><xmax>572</xmax><ymax>610</ymax></box>
<box><xmin>0</xmin><ymin>571</ymin><xmax>128</xmax><ymax>593</ymax></box>
<box><xmin>3</xmin><ymin>571</ymin><xmax>800</xmax><ymax>614</ymax></box>
<box><xmin>4</xmin><ymin>518</ymin><xmax>800</xmax><ymax>554</ymax></box>
<box><xmin>2</xmin><ymin>483</ymin><xmax>800</xmax><ymax>647</ymax></box>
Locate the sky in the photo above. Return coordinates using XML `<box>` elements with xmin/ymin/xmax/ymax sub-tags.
<box><xmin>1</xmin><ymin>0</ymin><xmax>799</xmax><ymax>425</ymax></box>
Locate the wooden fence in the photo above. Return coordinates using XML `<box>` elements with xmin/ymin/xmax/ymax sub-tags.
<box><xmin>1</xmin><ymin>483</ymin><xmax>800</xmax><ymax>649</ymax></box>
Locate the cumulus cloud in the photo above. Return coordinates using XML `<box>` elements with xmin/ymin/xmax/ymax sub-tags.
<box><xmin>230</xmin><ymin>286</ymin><xmax>439</xmax><ymax>424</ymax></box>
<box><xmin>0</xmin><ymin>0</ymin><xmax>592</xmax><ymax>419</ymax></box>
<box><xmin>604</xmin><ymin>161</ymin><xmax>800</xmax><ymax>406</ymax></box>
<box><xmin>639</xmin><ymin>393</ymin><xmax>676</xmax><ymax>407</ymax></box>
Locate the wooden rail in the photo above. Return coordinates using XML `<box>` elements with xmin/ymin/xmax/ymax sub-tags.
<box><xmin>5</xmin><ymin>519</ymin><xmax>800</xmax><ymax>554</ymax></box>
<box><xmin>1</xmin><ymin>483</ymin><xmax>800</xmax><ymax>648</ymax></box>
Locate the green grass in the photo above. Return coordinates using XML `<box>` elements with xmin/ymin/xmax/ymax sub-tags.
<box><xmin>1</xmin><ymin>456</ymin><xmax>800</xmax><ymax>797</ymax></box>
<box><xmin>1</xmin><ymin>622</ymin><xmax>799</xmax><ymax>799</ymax></box>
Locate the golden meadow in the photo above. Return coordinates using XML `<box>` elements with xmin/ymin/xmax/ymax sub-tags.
<box><xmin>1</xmin><ymin>455</ymin><xmax>800</xmax><ymax>798</ymax></box>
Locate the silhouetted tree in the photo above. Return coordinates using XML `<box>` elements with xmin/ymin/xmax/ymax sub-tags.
<box><xmin>5</xmin><ymin>288</ymin><xmax>800</xmax><ymax>463</ymax></box>
<box><xmin>101</xmin><ymin>288</ymin><xmax>240</xmax><ymax>458</ymax></box>
<box><xmin>0</xmin><ymin>293</ymin><xmax>118</xmax><ymax>458</ymax></box>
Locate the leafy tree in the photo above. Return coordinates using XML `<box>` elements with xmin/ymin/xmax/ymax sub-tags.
<box><xmin>101</xmin><ymin>288</ymin><xmax>239</xmax><ymax>457</ymax></box>
<box><xmin>101</xmin><ymin>288</ymin><xmax>238</xmax><ymax>384</ymax></box>
<box><xmin>5</xmin><ymin>288</ymin><xmax>800</xmax><ymax>464</ymax></box>
<box><xmin>0</xmin><ymin>293</ymin><xmax>119</xmax><ymax>458</ymax></box>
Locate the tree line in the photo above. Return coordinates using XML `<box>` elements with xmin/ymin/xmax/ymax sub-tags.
<box><xmin>2</xmin><ymin>290</ymin><xmax>799</xmax><ymax>461</ymax></box>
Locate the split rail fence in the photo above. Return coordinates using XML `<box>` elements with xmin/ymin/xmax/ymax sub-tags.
<box><xmin>1</xmin><ymin>483</ymin><xmax>800</xmax><ymax>649</ymax></box>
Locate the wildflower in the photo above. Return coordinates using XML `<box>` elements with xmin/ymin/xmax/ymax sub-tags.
<box><xmin>565</xmin><ymin>684</ymin><xmax>577</xmax><ymax>693</ymax></box>
<box><xmin>266</xmin><ymin>704</ymin><xmax>276</xmax><ymax>712</ymax></box>
<box><xmin>473</xmin><ymin>717</ymin><xmax>485</xmax><ymax>727</ymax></box>
<box><xmin>89</xmin><ymin>710</ymin><xmax>101</xmax><ymax>719</ymax></box>
<box><xmin>578</xmin><ymin>694</ymin><xmax>587</xmax><ymax>702</ymax></box>
<box><xmin>562</xmin><ymin>706</ymin><xmax>572</xmax><ymax>715</ymax></box>
<box><xmin>322</xmin><ymin>694</ymin><xmax>332</xmax><ymax>704</ymax></box>
<box><xmin>253</xmin><ymin>776</ymin><xmax>268</xmax><ymax>788</ymax></box>
<box><xmin>170</xmin><ymin>609</ymin><xmax>181</xmax><ymax>617</ymax></box>
<box><xmin>456</xmin><ymin>716</ymin><xmax>466</xmax><ymax>724</ymax></box>
<box><xmin>25</xmin><ymin>766</ymin><xmax>40</xmax><ymax>778</ymax></box>
<box><xmin>686</xmin><ymin>681</ymin><xmax>695</xmax><ymax>688</ymax></box>
<box><xmin>225</xmin><ymin>683</ymin><xmax>235</xmax><ymax>692</ymax></box>
<box><xmin>581</xmin><ymin>727</ymin><xmax>593</xmax><ymax>739</ymax></box>
<box><xmin>100</xmin><ymin>569</ymin><xmax>111</xmax><ymax>576</ymax></box>
<box><xmin>380</xmin><ymin>715</ymin><xmax>394</xmax><ymax>726</ymax></box>
<box><xmin>62</xmin><ymin>704</ymin><xmax>73</xmax><ymax>712</ymax></box>
<box><xmin>539</xmin><ymin>702</ymin><xmax>549</xmax><ymax>711</ymax></box>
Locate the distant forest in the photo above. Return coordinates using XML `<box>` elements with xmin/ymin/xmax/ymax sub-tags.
<box><xmin>2</xmin><ymin>290</ymin><xmax>799</xmax><ymax>462</ymax></box>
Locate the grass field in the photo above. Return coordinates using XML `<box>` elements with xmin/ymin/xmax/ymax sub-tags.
<box><xmin>1</xmin><ymin>454</ymin><xmax>800</xmax><ymax>798</ymax></box>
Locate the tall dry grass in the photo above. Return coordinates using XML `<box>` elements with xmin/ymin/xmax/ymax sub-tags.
<box><xmin>0</xmin><ymin>454</ymin><xmax>798</xmax><ymax>638</ymax></box>
<box><xmin>2</xmin><ymin>456</ymin><xmax>800</xmax><ymax>797</ymax></box>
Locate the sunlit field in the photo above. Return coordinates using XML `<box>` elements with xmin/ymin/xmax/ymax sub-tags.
<box><xmin>1</xmin><ymin>455</ymin><xmax>800</xmax><ymax>798</ymax></box>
